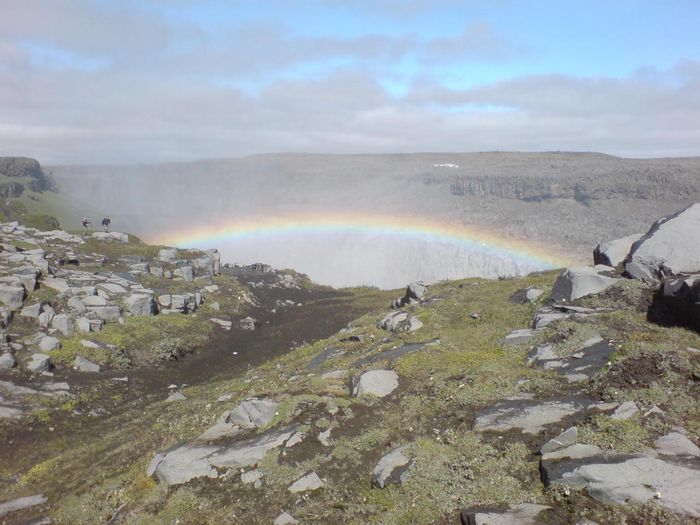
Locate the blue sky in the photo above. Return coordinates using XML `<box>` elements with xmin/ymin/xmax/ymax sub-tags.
<box><xmin>1</xmin><ymin>0</ymin><xmax>699</xmax><ymax>163</ymax></box>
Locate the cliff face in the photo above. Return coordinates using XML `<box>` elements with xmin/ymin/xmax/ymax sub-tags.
<box><xmin>447</xmin><ymin>171</ymin><xmax>700</xmax><ymax>203</ymax></box>
<box><xmin>0</xmin><ymin>157</ymin><xmax>51</xmax><ymax>192</ymax></box>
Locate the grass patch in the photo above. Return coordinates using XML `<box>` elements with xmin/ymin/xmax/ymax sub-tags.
<box><xmin>579</xmin><ymin>415</ymin><xmax>650</xmax><ymax>453</ymax></box>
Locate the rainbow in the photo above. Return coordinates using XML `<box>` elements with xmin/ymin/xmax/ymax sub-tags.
<box><xmin>147</xmin><ymin>212</ymin><xmax>572</xmax><ymax>269</ymax></box>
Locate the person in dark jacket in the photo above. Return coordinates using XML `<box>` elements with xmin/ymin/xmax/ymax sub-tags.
<box><xmin>101</xmin><ymin>216</ymin><xmax>111</xmax><ymax>233</ymax></box>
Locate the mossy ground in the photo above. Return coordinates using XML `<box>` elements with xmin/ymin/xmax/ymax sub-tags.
<box><xmin>1</xmin><ymin>266</ymin><xmax>699</xmax><ymax>525</ymax></box>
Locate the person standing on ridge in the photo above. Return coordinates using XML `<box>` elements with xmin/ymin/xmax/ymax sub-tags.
<box><xmin>101</xmin><ymin>216</ymin><xmax>111</xmax><ymax>233</ymax></box>
<box><xmin>81</xmin><ymin>217</ymin><xmax>91</xmax><ymax>235</ymax></box>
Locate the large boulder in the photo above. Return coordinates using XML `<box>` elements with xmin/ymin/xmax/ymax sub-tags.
<box><xmin>550</xmin><ymin>266</ymin><xmax>619</xmax><ymax>302</ymax></box>
<box><xmin>0</xmin><ymin>284</ymin><xmax>25</xmax><ymax>310</ymax></box>
<box><xmin>372</xmin><ymin>445</ymin><xmax>412</xmax><ymax>488</ymax></box>
<box><xmin>74</xmin><ymin>355</ymin><xmax>100</xmax><ymax>372</ymax></box>
<box><xmin>593</xmin><ymin>233</ymin><xmax>643</xmax><ymax>267</ymax></box>
<box><xmin>125</xmin><ymin>292</ymin><xmax>156</xmax><ymax>316</ymax></box>
<box><xmin>0</xmin><ymin>352</ymin><xmax>16</xmax><ymax>370</ymax></box>
<box><xmin>377</xmin><ymin>311</ymin><xmax>423</xmax><ymax>332</ymax></box>
<box><xmin>352</xmin><ymin>370</ymin><xmax>399</xmax><ymax>398</ymax></box>
<box><xmin>625</xmin><ymin>203</ymin><xmax>700</xmax><ymax>281</ymax></box>
<box><xmin>27</xmin><ymin>353</ymin><xmax>51</xmax><ymax>373</ymax></box>
<box><xmin>649</xmin><ymin>274</ymin><xmax>700</xmax><ymax>332</ymax></box>
<box><xmin>51</xmin><ymin>314</ymin><xmax>75</xmax><ymax>337</ymax></box>
<box><xmin>392</xmin><ymin>282</ymin><xmax>427</xmax><ymax>308</ymax></box>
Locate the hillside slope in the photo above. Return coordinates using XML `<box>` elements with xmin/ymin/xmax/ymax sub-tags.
<box><xmin>0</xmin><ymin>208</ymin><xmax>698</xmax><ymax>524</ymax></box>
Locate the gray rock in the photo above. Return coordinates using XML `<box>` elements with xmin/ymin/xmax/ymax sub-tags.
<box><xmin>273</xmin><ymin>511</ymin><xmax>298</xmax><ymax>525</ymax></box>
<box><xmin>473</xmin><ymin>397</ymin><xmax>588</xmax><ymax>435</ymax></box>
<box><xmin>43</xmin><ymin>277</ymin><xmax>69</xmax><ymax>293</ymax></box>
<box><xmin>51</xmin><ymin>314</ymin><xmax>75</xmax><ymax>337</ymax></box>
<box><xmin>67</xmin><ymin>296</ymin><xmax>87</xmax><ymax>314</ymax></box>
<box><xmin>378</xmin><ymin>311</ymin><xmax>407</xmax><ymax>331</ymax></box>
<box><xmin>125</xmin><ymin>292</ymin><xmax>156</xmax><ymax>316</ymax></box>
<box><xmin>0</xmin><ymin>352</ymin><xmax>15</xmax><ymax>370</ymax></box>
<box><xmin>27</xmin><ymin>353</ymin><xmax>51</xmax><ymax>373</ymax></box>
<box><xmin>531</xmin><ymin>309</ymin><xmax>571</xmax><ymax>329</ymax></box>
<box><xmin>239</xmin><ymin>316</ymin><xmax>257</xmax><ymax>330</ymax></box>
<box><xmin>541</xmin><ymin>426</ymin><xmax>578</xmax><ymax>454</ymax></box>
<box><xmin>226</xmin><ymin>399</ymin><xmax>278</xmax><ymax>429</ymax></box>
<box><xmin>0</xmin><ymin>406</ymin><xmax>23</xmax><ymax>418</ymax></box>
<box><xmin>392</xmin><ymin>281</ymin><xmax>428</xmax><ymax>308</ymax></box>
<box><xmin>550</xmin><ymin>455</ymin><xmax>700</xmax><ymax>518</ymax></box>
<box><xmin>372</xmin><ymin>445</ymin><xmax>412</xmax><ymax>488</ymax></box>
<box><xmin>461</xmin><ymin>503</ymin><xmax>552</xmax><ymax>525</ymax></box>
<box><xmin>89</xmin><ymin>305</ymin><xmax>121</xmax><ymax>322</ymax></box>
<box><xmin>241</xmin><ymin>469</ymin><xmax>263</xmax><ymax>484</ymax></box>
<box><xmin>550</xmin><ymin>266</ymin><xmax>619</xmax><ymax>302</ymax></box>
<box><xmin>158</xmin><ymin>248</ymin><xmax>178</xmax><ymax>262</ymax></box>
<box><xmin>626</xmin><ymin>203</ymin><xmax>700</xmax><ymax>281</ymax></box>
<box><xmin>174</xmin><ymin>266</ymin><xmax>194</xmax><ymax>282</ymax></box>
<box><xmin>654</xmin><ymin>432</ymin><xmax>700</xmax><ymax>457</ymax></box>
<box><xmin>75</xmin><ymin>317</ymin><xmax>91</xmax><ymax>333</ymax></box>
<box><xmin>288</xmin><ymin>471</ymin><xmax>324</xmax><ymax>493</ymax></box>
<box><xmin>38</xmin><ymin>336</ymin><xmax>60</xmax><ymax>352</ymax></box>
<box><xmin>20</xmin><ymin>302</ymin><xmax>43</xmax><ymax>318</ymax></box>
<box><xmin>0</xmin><ymin>494</ymin><xmax>48</xmax><ymax>519</ymax></box>
<box><xmin>149</xmin><ymin>445</ymin><xmax>219</xmax><ymax>485</ymax></box>
<box><xmin>81</xmin><ymin>295</ymin><xmax>108</xmax><ymax>307</ymax></box>
<box><xmin>503</xmin><ymin>328</ymin><xmax>536</xmax><ymax>346</ymax></box>
<box><xmin>166</xmin><ymin>391</ymin><xmax>186</xmax><ymax>402</ymax></box>
<box><xmin>74</xmin><ymin>355</ymin><xmax>100</xmax><ymax>372</ymax></box>
<box><xmin>0</xmin><ymin>284</ymin><xmax>25</xmax><ymax>310</ymax></box>
<box><xmin>593</xmin><ymin>233</ymin><xmax>643</xmax><ymax>267</ymax></box>
<box><xmin>611</xmin><ymin>401</ymin><xmax>639</xmax><ymax>420</ymax></box>
<box><xmin>92</xmin><ymin>231</ymin><xmax>129</xmax><ymax>242</ymax></box>
<box><xmin>353</xmin><ymin>369</ymin><xmax>399</xmax><ymax>398</ymax></box>
<box><xmin>542</xmin><ymin>443</ymin><xmax>603</xmax><ymax>461</ymax></box>
<box><xmin>318</xmin><ymin>428</ymin><xmax>332</xmax><ymax>447</ymax></box>
<box><xmin>510</xmin><ymin>287</ymin><xmax>544</xmax><ymax>304</ymax></box>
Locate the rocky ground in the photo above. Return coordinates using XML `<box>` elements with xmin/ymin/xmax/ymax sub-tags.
<box><xmin>0</xmin><ymin>205</ymin><xmax>699</xmax><ymax>524</ymax></box>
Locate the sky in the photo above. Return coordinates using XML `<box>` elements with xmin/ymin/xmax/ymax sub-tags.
<box><xmin>1</xmin><ymin>0</ymin><xmax>699</xmax><ymax>164</ymax></box>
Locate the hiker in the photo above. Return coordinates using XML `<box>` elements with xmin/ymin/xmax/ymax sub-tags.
<box><xmin>101</xmin><ymin>216</ymin><xmax>111</xmax><ymax>233</ymax></box>
<box><xmin>81</xmin><ymin>217</ymin><xmax>91</xmax><ymax>235</ymax></box>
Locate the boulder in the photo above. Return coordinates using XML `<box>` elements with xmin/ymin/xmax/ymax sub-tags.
<box><xmin>43</xmin><ymin>277</ymin><xmax>69</xmax><ymax>293</ymax></box>
<box><xmin>226</xmin><ymin>399</ymin><xmax>278</xmax><ymax>429</ymax></box>
<box><xmin>392</xmin><ymin>281</ymin><xmax>427</xmax><ymax>308</ymax></box>
<box><xmin>125</xmin><ymin>292</ymin><xmax>156</xmax><ymax>316</ymax></box>
<box><xmin>353</xmin><ymin>369</ymin><xmax>399</xmax><ymax>398</ymax></box>
<box><xmin>540</xmin><ymin>426</ymin><xmax>578</xmax><ymax>454</ymax></box>
<box><xmin>0</xmin><ymin>352</ymin><xmax>15</xmax><ymax>370</ymax></box>
<box><xmin>92</xmin><ymin>231</ymin><xmax>129</xmax><ymax>242</ymax></box>
<box><xmin>174</xmin><ymin>266</ymin><xmax>194</xmax><ymax>282</ymax></box>
<box><xmin>0</xmin><ymin>494</ymin><xmax>48</xmax><ymax>519</ymax></box>
<box><xmin>372</xmin><ymin>445</ymin><xmax>412</xmax><ymax>488</ymax></box>
<box><xmin>545</xmin><ymin>454</ymin><xmax>700</xmax><ymax>518</ymax></box>
<box><xmin>654</xmin><ymin>432</ymin><xmax>700</xmax><ymax>457</ymax></box>
<box><xmin>550</xmin><ymin>266</ymin><xmax>619</xmax><ymax>302</ymax></box>
<box><xmin>51</xmin><ymin>314</ymin><xmax>75</xmax><ymax>337</ymax></box>
<box><xmin>274</xmin><ymin>512</ymin><xmax>298</xmax><ymax>525</ymax></box>
<box><xmin>461</xmin><ymin>503</ymin><xmax>552</xmax><ymax>525</ymax></box>
<box><xmin>74</xmin><ymin>355</ymin><xmax>100</xmax><ymax>372</ymax></box>
<box><xmin>37</xmin><ymin>307</ymin><xmax>55</xmax><ymax>329</ymax></box>
<box><xmin>510</xmin><ymin>287</ymin><xmax>544</xmax><ymax>304</ymax></box>
<box><xmin>0</xmin><ymin>284</ymin><xmax>25</xmax><ymax>310</ymax></box>
<box><xmin>593</xmin><ymin>233</ymin><xmax>643</xmax><ymax>267</ymax></box>
<box><xmin>288</xmin><ymin>471</ymin><xmax>324</xmax><ymax>493</ymax></box>
<box><xmin>651</xmin><ymin>275</ymin><xmax>700</xmax><ymax>331</ymax></box>
<box><xmin>27</xmin><ymin>353</ymin><xmax>51</xmax><ymax>373</ymax></box>
<box><xmin>166</xmin><ymin>391</ymin><xmax>186</xmax><ymax>402</ymax></box>
<box><xmin>241</xmin><ymin>469</ymin><xmax>263</xmax><ymax>485</ymax></box>
<box><xmin>20</xmin><ymin>303</ymin><xmax>43</xmax><ymax>318</ymax></box>
<box><xmin>38</xmin><ymin>336</ymin><xmax>60</xmax><ymax>352</ymax></box>
<box><xmin>611</xmin><ymin>401</ymin><xmax>639</xmax><ymax>420</ymax></box>
<box><xmin>377</xmin><ymin>312</ymin><xmax>423</xmax><ymax>332</ymax></box>
<box><xmin>67</xmin><ymin>296</ymin><xmax>87</xmax><ymax>314</ymax></box>
<box><xmin>473</xmin><ymin>397</ymin><xmax>589</xmax><ymax>435</ymax></box>
<box><xmin>158</xmin><ymin>248</ymin><xmax>178</xmax><ymax>262</ymax></box>
<box><xmin>75</xmin><ymin>317</ymin><xmax>91</xmax><ymax>333</ymax></box>
<box><xmin>239</xmin><ymin>317</ymin><xmax>257</xmax><ymax>330</ymax></box>
<box><xmin>625</xmin><ymin>203</ymin><xmax>700</xmax><ymax>281</ymax></box>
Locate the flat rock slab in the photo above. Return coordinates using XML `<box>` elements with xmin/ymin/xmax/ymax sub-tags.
<box><xmin>461</xmin><ymin>503</ymin><xmax>552</xmax><ymax>525</ymax></box>
<box><xmin>352</xmin><ymin>342</ymin><xmax>430</xmax><ymax>367</ymax></box>
<box><xmin>503</xmin><ymin>328</ymin><xmax>536</xmax><ymax>346</ymax></box>
<box><xmin>306</xmin><ymin>346</ymin><xmax>346</xmax><ymax>370</ymax></box>
<box><xmin>352</xmin><ymin>369</ymin><xmax>399</xmax><ymax>398</ymax></box>
<box><xmin>150</xmin><ymin>426</ymin><xmax>296</xmax><ymax>486</ymax></box>
<box><xmin>288</xmin><ymin>471</ymin><xmax>324</xmax><ymax>493</ymax></box>
<box><xmin>0</xmin><ymin>494</ymin><xmax>48</xmax><ymax>518</ymax></box>
<box><xmin>550</xmin><ymin>266</ymin><xmax>619</xmax><ymax>302</ymax></box>
<box><xmin>655</xmin><ymin>432</ymin><xmax>700</xmax><ymax>457</ymax></box>
<box><xmin>372</xmin><ymin>445</ymin><xmax>412</xmax><ymax>488</ymax></box>
<box><xmin>543</xmin><ymin>454</ymin><xmax>700</xmax><ymax>518</ymax></box>
<box><xmin>226</xmin><ymin>398</ymin><xmax>278</xmax><ymax>429</ymax></box>
<box><xmin>473</xmin><ymin>397</ymin><xmax>590</xmax><ymax>435</ymax></box>
<box><xmin>529</xmin><ymin>338</ymin><xmax>614</xmax><ymax>383</ymax></box>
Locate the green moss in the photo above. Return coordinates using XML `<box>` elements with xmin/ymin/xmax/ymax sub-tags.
<box><xmin>579</xmin><ymin>415</ymin><xmax>650</xmax><ymax>453</ymax></box>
